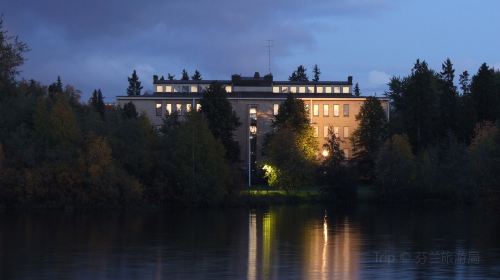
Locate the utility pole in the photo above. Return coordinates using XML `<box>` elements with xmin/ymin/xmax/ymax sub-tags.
<box><xmin>267</xmin><ymin>40</ymin><xmax>273</xmax><ymax>74</ymax></box>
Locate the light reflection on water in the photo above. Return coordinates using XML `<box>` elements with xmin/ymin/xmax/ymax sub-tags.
<box><xmin>1</xmin><ymin>205</ymin><xmax>500</xmax><ymax>279</ymax></box>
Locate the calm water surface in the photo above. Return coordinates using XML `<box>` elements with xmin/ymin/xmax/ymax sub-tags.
<box><xmin>1</xmin><ymin>204</ymin><xmax>500</xmax><ymax>279</ymax></box>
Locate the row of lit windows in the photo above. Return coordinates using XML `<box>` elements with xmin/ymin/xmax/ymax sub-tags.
<box><xmin>273</xmin><ymin>85</ymin><xmax>350</xmax><ymax>94</ymax></box>
<box><xmin>309</xmin><ymin>104</ymin><xmax>349</xmax><ymax>117</ymax></box>
<box><xmin>313</xmin><ymin>126</ymin><xmax>349</xmax><ymax>139</ymax></box>
<box><xmin>155</xmin><ymin>85</ymin><xmax>232</xmax><ymax>93</ymax></box>
<box><xmin>155</xmin><ymin>102</ymin><xmax>201</xmax><ymax>116</ymax></box>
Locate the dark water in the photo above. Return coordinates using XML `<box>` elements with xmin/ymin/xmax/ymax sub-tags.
<box><xmin>1</xmin><ymin>204</ymin><xmax>500</xmax><ymax>279</ymax></box>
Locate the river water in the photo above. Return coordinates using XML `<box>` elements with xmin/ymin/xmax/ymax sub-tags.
<box><xmin>1</xmin><ymin>204</ymin><xmax>499</xmax><ymax>279</ymax></box>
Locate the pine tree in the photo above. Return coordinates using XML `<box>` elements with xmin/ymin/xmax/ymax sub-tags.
<box><xmin>191</xmin><ymin>70</ymin><xmax>202</xmax><ymax>80</ymax></box>
<box><xmin>48</xmin><ymin>76</ymin><xmax>63</xmax><ymax>97</ymax></box>
<box><xmin>122</xmin><ymin>102</ymin><xmax>138</xmax><ymax>119</ymax></box>
<box><xmin>312</xmin><ymin>64</ymin><xmax>320</xmax><ymax>82</ymax></box>
<box><xmin>459</xmin><ymin>71</ymin><xmax>471</xmax><ymax>95</ymax></box>
<box><xmin>289</xmin><ymin>65</ymin><xmax>309</xmax><ymax>81</ymax></box>
<box><xmin>354</xmin><ymin>83</ymin><xmax>361</xmax><ymax>96</ymax></box>
<box><xmin>181</xmin><ymin>69</ymin><xmax>189</xmax><ymax>80</ymax></box>
<box><xmin>438</xmin><ymin>58</ymin><xmax>459</xmax><ymax>138</ymax></box>
<box><xmin>127</xmin><ymin>70</ymin><xmax>142</xmax><ymax>96</ymax></box>
<box><xmin>471</xmin><ymin>63</ymin><xmax>499</xmax><ymax>122</ymax></box>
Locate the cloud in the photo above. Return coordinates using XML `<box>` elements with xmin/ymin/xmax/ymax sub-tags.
<box><xmin>2</xmin><ymin>0</ymin><xmax>389</xmax><ymax>99</ymax></box>
<box><xmin>368</xmin><ymin>70</ymin><xmax>391</xmax><ymax>86</ymax></box>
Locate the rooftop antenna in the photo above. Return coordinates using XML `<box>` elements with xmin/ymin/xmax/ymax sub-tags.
<box><xmin>266</xmin><ymin>40</ymin><xmax>273</xmax><ymax>74</ymax></box>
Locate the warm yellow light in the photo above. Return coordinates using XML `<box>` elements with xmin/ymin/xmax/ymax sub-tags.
<box><xmin>322</xmin><ymin>149</ymin><xmax>329</xmax><ymax>157</ymax></box>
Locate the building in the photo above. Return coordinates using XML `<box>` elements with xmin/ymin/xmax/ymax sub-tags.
<box><xmin>116</xmin><ymin>72</ymin><xmax>390</xmax><ymax>184</ymax></box>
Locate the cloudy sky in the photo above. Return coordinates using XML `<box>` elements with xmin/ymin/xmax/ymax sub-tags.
<box><xmin>2</xmin><ymin>0</ymin><xmax>500</xmax><ymax>101</ymax></box>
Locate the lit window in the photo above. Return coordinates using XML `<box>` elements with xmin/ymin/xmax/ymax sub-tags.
<box><xmin>333</xmin><ymin>86</ymin><xmax>341</xmax><ymax>94</ymax></box>
<box><xmin>333</xmin><ymin>104</ymin><xmax>340</xmax><ymax>117</ymax></box>
<box><xmin>273</xmin><ymin>86</ymin><xmax>280</xmax><ymax>93</ymax></box>
<box><xmin>282</xmin><ymin>86</ymin><xmax>289</xmax><ymax>93</ymax></box>
<box><xmin>307</xmin><ymin>86</ymin><xmax>314</xmax><ymax>93</ymax></box>
<box><xmin>343</xmin><ymin>104</ymin><xmax>349</xmax><ymax>117</ymax></box>
<box><xmin>313</xmin><ymin>104</ymin><xmax>319</xmax><ymax>116</ymax></box>
<box><xmin>155</xmin><ymin>102</ymin><xmax>162</xmax><ymax>116</ymax></box>
<box><xmin>299</xmin><ymin>86</ymin><xmax>306</xmax><ymax>93</ymax></box>
<box><xmin>324</xmin><ymin>126</ymin><xmax>329</xmax><ymax>138</ymax></box>
<box><xmin>323</xmin><ymin>104</ymin><xmax>329</xmax><ymax>117</ymax></box>
<box><xmin>273</xmin><ymin>104</ymin><xmax>279</xmax><ymax>116</ymax></box>
<box><xmin>334</xmin><ymin>126</ymin><xmax>339</xmax><ymax>137</ymax></box>
<box><xmin>191</xmin><ymin>85</ymin><xmax>198</xmax><ymax>93</ymax></box>
<box><xmin>343</xmin><ymin>86</ymin><xmax>350</xmax><ymax>94</ymax></box>
<box><xmin>344</xmin><ymin>149</ymin><xmax>349</xmax><ymax>159</ymax></box>
<box><xmin>290</xmin><ymin>87</ymin><xmax>297</xmax><ymax>93</ymax></box>
<box><xmin>196</xmin><ymin>104</ymin><xmax>201</xmax><ymax>111</ymax></box>
<box><xmin>166</xmin><ymin>103</ymin><xmax>172</xmax><ymax>115</ymax></box>
<box><xmin>181</xmin><ymin>85</ymin><xmax>189</xmax><ymax>93</ymax></box>
<box><xmin>314</xmin><ymin>126</ymin><xmax>319</xmax><ymax>137</ymax></box>
<box><xmin>325</xmin><ymin>87</ymin><xmax>332</xmax><ymax>93</ymax></box>
<box><xmin>343</xmin><ymin>126</ymin><xmax>349</xmax><ymax>138</ymax></box>
<box><xmin>225</xmin><ymin>86</ymin><xmax>232</xmax><ymax>93</ymax></box>
<box><xmin>176</xmin><ymin>104</ymin><xmax>182</xmax><ymax>114</ymax></box>
<box><xmin>186</xmin><ymin>104</ymin><xmax>192</xmax><ymax>112</ymax></box>
<box><xmin>156</xmin><ymin>85</ymin><xmax>163</xmax><ymax>93</ymax></box>
<box><xmin>305</xmin><ymin>104</ymin><xmax>309</xmax><ymax>112</ymax></box>
<box><xmin>317</xmin><ymin>86</ymin><xmax>324</xmax><ymax>94</ymax></box>
<box><xmin>165</xmin><ymin>85</ymin><xmax>172</xmax><ymax>93</ymax></box>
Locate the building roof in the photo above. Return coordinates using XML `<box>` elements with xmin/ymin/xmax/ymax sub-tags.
<box><xmin>117</xmin><ymin>92</ymin><xmax>389</xmax><ymax>100</ymax></box>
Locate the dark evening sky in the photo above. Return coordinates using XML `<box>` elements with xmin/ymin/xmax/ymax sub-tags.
<box><xmin>2</xmin><ymin>0</ymin><xmax>500</xmax><ymax>101</ymax></box>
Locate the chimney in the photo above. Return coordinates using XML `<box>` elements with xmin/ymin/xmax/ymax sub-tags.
<box><xmin>348</xmin><ymin>76</ymin><xmax>353</xmax><ymax>85</ymax></box>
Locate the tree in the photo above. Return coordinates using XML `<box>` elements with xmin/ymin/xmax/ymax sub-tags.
<box><xmin>289</xmin><ymin>65</ymin><xmax>309</xmax><ymax>81</ymax></box>
<box><xmin>181</xmin><ymin>69</ymin><xmax>189</xmax><ymax>80</ymax></box>
<box><xmin>90</xmin><ymin>89</ymin><xmax>105</xmax><ymax>117</ymax></box>
<box><xmin>375</xmin><ymin>134</ymin><xmax>415</xmax><ymax>196</ymax></box>
<box><xmin>0</xmin><ymin>17</ymin><xmax>29</xmax><ymax>92</ymax></box>
<box><xmin>199</xmin><ymin>83</ymin><xmax>241</xmax><ymax>161</ymax></box>
<box><xmin>312</xmin><ymin>64</ymin><xmax>320</xmax><ymax>82</ymax></box>
<box><xmin>354</xmin><ymin>83</ymin><xmax>361</xmax><ymax>96</ymax></box>
<box><xmin>191</xmin><ymin>70</ymin><xmax>202</xmax><ymax>80</ymax></box>
<box><xmin>470</xmin><ymin>63</ymin><xmax>500</xmax><ymax>122</ymax></box>
<box><xmin>127</xmin><ymin>70</ymin><xmax>143</xmax><ymax>96</ymax></box>
<box><xmin>459</xmin><ymin>70</ymin><xmax>471</xmax><ymax>95</ymax></box>
<box><xmin>170</xmin><ymin>112</ymin><xmax>232</xmax><ymax>203</ymax></box>
<box><xmin>48</xmin><ymin>76</ymin><xmax>63</xmax><ymax>97</ymax></box>
<box><xmin>437</xmin><ymin>58</ymin><xmax>459</xmax><ymax>138</ymax></box>
<box><xmin>264</xmin><ymin>94</ymin><xmax>318</xmax><ymax>189</ymax></box>
<box><xmin>273</xmin><ymin>93</ymin><xmax>310</xmax><ymax>131</ymax></box>
<box><xmin>122</xmin><ymin>102</ymin><xmax>138</xmax><ymax>119</ymax></box>
<box><xmin>351</xmin><ymin>96</ymin><xmax>388</xmax><ymax>179</ymax></box>
<box><xmin>167</xmin><ymin>73</ymin><xmax>175</xmax><ymax>80</ymax></box>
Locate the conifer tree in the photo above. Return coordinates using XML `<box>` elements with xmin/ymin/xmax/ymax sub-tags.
<box><xmin>167</xmin><ymin>73</ymin><xmax>175</xmax><ymax>80</ymax></box>
<box><xmin>181</xmin><ymin>69</ymin><xmax>189</xmax><ymax>80</ymax></box>
<box><xmin>354</xmin><ymin>83</ymin><xmax>361</xmax><ymax>96</ymax></box>
<box><xmin>312</xmin><ymin>64</ymin><xmax>320</xmax><ymax>82</ymax></box>
<box><xmin>127</xmin><ymin>70</ymin><xmax>142</xmax><ymax>96</ymax></box>
<box><xmin>289</xmin><ymin>65</ymin><xmax>309</xmax><ymax>81</ymax></box>
<box><xmin>191</xmin><ymin>70</ymin><xmax>202</xmax><ymax>80</ymax></box>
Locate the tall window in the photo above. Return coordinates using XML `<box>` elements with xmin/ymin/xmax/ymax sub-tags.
<box><xmin>196</xmin><ymin>103</ymin><xmax>201</xmax><ymax>111</ymax></box>
<box><xmin>333</xmin><ymin>104</ymin><xmax>340</xmax><ymax>117</ymax></box>
<box><xmin>314</xmin><ymin>126</ymin><xmax>319</xmax><ymax>137</ymax></box>
<box><xmin>176</xmin><ymin>104</ymin><xmax>182</xmax><ymax>114</ymax></box>
<box><xmin>313</xmin><ymin>104</ymin><xmax>319</xmax><ymax>116</ymax></box>
<box><xmin>323</xmin><ymin>126</ymin><xmax>329</xmax><ymax>138</ymax></box>
<box><xmin>344</xmin><ymin>149</ymin><xmax>349</xmax><ymax>159</ymax></box>
<box><xmin>249</xmin><ymin>106</ymin><xmax>258</xmax><ymax>180</ymax></box>
<box><xmin>166</xmin><ymin>103</ymin><xmax>172</xmax><ymax>115</ymax></box>
<box><xmin>343</xmin><ymin>104</ymin><xmax>349</xmax><ymax>117</ymax></box>
<box><xmin>186</xmin><ymin>103</ymin><xmax>192</xmax><ymax>112</ymax></box>
<box><xmin>273</xmin><ymin>104</ymin><xmax>279</xmax><ymax>116</ymax></box>
<box><xmin>334</xmin><ymin>127</ymin><xmax>339</xmax><ymax>137</ymax></box>
<box><xmin>155</xmin><ymin>102</ymin><xmax>162</xmax><ymax>116</ymax></box>
<box><xmin>343</xmin><ymin>126</ymin><xmax>349</xmax><ymax>138</ymax></box>
<box><xmin>323</xmin><ymin>104</ymin><xmax>329</xmax><ymax>117</ymax></box>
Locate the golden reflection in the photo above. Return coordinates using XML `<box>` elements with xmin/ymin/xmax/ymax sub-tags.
<box><xmin>248</xmin><ymin>212</ymin><xmax>257</xmax><ymax>280</ymax></box>
<box><xmin>262</xmin><ymin>212</ymin><xmax>275</xmax><ymax>279</ymax></box>
<box><xmin>305</xmin><ymin>211</ymin><xmax>360</xmax><ymax>279</ymax></box>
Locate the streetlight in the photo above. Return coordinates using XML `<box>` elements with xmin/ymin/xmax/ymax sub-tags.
<box><xmin>321</xmin><ymin>149</ymin><xmax>329</xmax><ymax>158</ymax></box>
